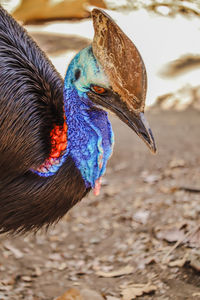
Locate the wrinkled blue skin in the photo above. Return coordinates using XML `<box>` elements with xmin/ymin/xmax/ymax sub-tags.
<box><xmin>64</xmin><ymin>46</ymin><xmax>114</xmax><ymax>188</ymax></box>
<box><xmin>36</xmin><ymin>46</ymin><xmax>114</xmax><ymax>189</ymax></box>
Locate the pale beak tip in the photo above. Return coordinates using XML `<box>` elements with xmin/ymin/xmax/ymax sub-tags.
<box><xmin>137</xmin><ymin>114</ymin><xmax>157</xmax><ymax>154</ymax></box>
<box><xmin>150</xmin><ymin>145</ymin><xmax>157</xmax><ymax>154</ymax></box>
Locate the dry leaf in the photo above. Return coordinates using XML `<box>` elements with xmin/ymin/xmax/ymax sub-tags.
<box><xmin>49</xmin><ymin>253</ymin><xmax>62</xmax><ymax>261</ymax></box>
<box><xmin>192</xmin><ymin>293</ymin><xmax>200</xmax><ymax>297</ymax></box>
<box><xmin>156</xmin><ymin>226</ymin><xmax>186</xmax><ymax>243</ymax></box>
<box><xmin>21</xmin><ymin>276</ymin><xmax>32</xmax><ymax>282</ymax></box>
<box><xmin>141</xmin><ymin>171</ymin><xmax>161</xmax><ymax>184</ymax></box>
<box><xmin>120</xmin><ymin>283</ymin><xmax>157</xmax><ymax>300</ymax></box>
<box><xmin>13</xmin><ymin>0</ymin><xmax>107</xmax><ymax>23</ymax></box>
<box><xmin>80</xmin><ymin>289</ymin><xmax>104</xmax><ymax>300</ymax></box>
<box><xmin>89</xmin><ymin>0</ymin><xmax>106</xmax><ymax>8</ymax></box>
<box><xmin>34</xmin><ymin>266</ymin><xmax>42</xmax><ymax>277</ymax></box>
<box><xmin>188</xmin><ymin>252</ymin><xmax>200</xmax><ymax>272</ymax></box>
<box><xmin>96</xmin><ymin>265</ymin><xmax>134</xmax><ymax>278</ymax></box>
<box><xmin>169</xmin><ymin>158</ymin><xmax>185</xmax><ymax>169</ymax></box>
<box><xmin>4</xmin><ymin>243</ymin><xmax>24</xmax><ymax>259</ymax></box>
<box><xmin>56</xmin><ymin>288</ymin><xmax>83</xmax><ymax>300</ymax></box>
<box><xmin>13</xmin><ymin>0</ymin><xmax>90</xmax><ymax>23</ymax></box>
<box><xmin>144</xmin><ymin>256</ymin><xmax>157</xmax><ymax>265</ymax></box>
<box><xmin>168</xmin><ymin>255</ymin><xmax>188</xmax><ymax>267</ymax></box>
<box><xmin>159</xmin><ymin>185</ymin><xmax>177</xmax><ymax>194</ymax></box>
<box><xmin>133</xmin><ymin>210</ymin><xmax>149</xmax><ymax>224</ymax></box>
<box><xmin>187</xmin><ymin>227</ymin><xmax>200</xmax><ymax>248</ymax></box>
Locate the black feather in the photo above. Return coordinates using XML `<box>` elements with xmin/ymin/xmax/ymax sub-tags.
<box><xmin>0</xmin><ymin>6</ymin><xmax>64</xmax><ymax>175</ymax></box>
<box><xmin>0</xmin><ymin>6</ymin><xmax>90</xmax><ymax>233</ymax></box>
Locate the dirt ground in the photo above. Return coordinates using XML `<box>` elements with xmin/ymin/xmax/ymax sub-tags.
<box><xmin>0</xmin><ymin>108</ymin><xmax>200</xmax><ymax>300</ymax></box>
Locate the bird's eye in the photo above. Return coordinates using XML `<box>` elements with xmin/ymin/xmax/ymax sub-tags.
<box><xmin>91</xmin><ymin>85</ymin><xmax>106</xmax><ymax>94</ymax></box>
<box><xmin>74</xmin><ymin>69</ymin><xmax>81</xmax><ymax>81</ymax></box>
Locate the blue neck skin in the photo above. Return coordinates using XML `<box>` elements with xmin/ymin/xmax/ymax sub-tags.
<box><xmin>63</xmin><ymin>46</ymin><xmax>114</xmax><ymax>189</ymax></box>
<box><xmin>33</xmin><ymin>46</ymin><xmax>114</xmax><ymax>189</ymax></box>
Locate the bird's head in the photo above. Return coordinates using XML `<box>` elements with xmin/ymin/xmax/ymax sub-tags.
<box><xmin>65</xmin><ymin>9</ymin><xmax>156</xmax><ymax>153</ymax></box>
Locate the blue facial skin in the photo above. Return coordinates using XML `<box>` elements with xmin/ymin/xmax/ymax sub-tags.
<box><xmin>34</xmin><ymin>45</ymin><xmax>114</xmax><ymax>189</ymax></box>
<box><xmin>63</xmin><ymin>46</ymin><xmax>114</xmax><ymax>188</ymax></box>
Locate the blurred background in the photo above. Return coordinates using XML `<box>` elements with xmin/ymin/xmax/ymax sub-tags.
<box><xmin>0</xmin><ymin>1</ymin><xmax>200</xmax><ymax>300</ymax></box>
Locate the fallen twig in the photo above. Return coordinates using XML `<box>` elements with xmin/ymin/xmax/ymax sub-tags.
<box><xmin>162</xmin><ymin>225</ymin><xmax>200</xmax><ymax>264</ymax></box>
<box><xmin>179</xmin><ymin>187</ymin><xmax>200</xmax><ymax>193</ymax></box>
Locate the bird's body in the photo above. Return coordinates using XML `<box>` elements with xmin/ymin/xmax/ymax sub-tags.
<box><xmin>0</xmin><ymin>7</ymin><xmax>156</xmax><ymax>234</ymax></box>
<box><xmin>0</xmin><ymin>7</ymin><xmax>90</xmax><ymax>233</ymax></box>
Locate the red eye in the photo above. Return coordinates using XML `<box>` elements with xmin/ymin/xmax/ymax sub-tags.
<box><xmin>92</xmin><ymin>86</ymin><xmax>106</xmax><ymax>94</ymax></box>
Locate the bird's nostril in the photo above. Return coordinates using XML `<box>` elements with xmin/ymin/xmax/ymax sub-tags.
<box><xmin>141</xmin><ymin>131</ymin><xmax>150</xmax><ymax>142</ymax></box>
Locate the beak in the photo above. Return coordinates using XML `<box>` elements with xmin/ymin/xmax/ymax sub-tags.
<box><xmin>125</xmin><ymin>112</ymin><xmax>156</xmax><ymax>154</ymax></box>
<box><xmin>106</xmin><ymin>96</ymin><xmax>156</xmax><ymax>153</ymax></box>
<box><xmin>88</xmin><ymin>89</ymin><xmax>156</xmax><ymax>154</ymax></box>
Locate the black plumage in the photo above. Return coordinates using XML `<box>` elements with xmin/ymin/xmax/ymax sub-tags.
<box><xmin>0</xmin><ymin>6</ymin><xmax>90</xmax><ymax>233</ymax></box>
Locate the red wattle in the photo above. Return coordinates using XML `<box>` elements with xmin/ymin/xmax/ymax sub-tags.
<box><xmin>49</xmin><ymin>120</ymin><xmax>67</xmax><ymax>160</ymax></box>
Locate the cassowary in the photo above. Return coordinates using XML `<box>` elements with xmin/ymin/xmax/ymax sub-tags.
<box><xmin>0</xmin><ymin>7</ymin><xmax>156</xmax><ymax>234</ymax></box>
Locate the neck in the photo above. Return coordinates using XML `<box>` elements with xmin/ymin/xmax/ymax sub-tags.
<box><xmin>33</xmin><ymin>47</ymin><xmax>114</xmax><ymax>191</ymax></box>
<box><xmin>63</xmin><ymin>80</ymin><xmax>114</xmax><ymax>191</ymax></box>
